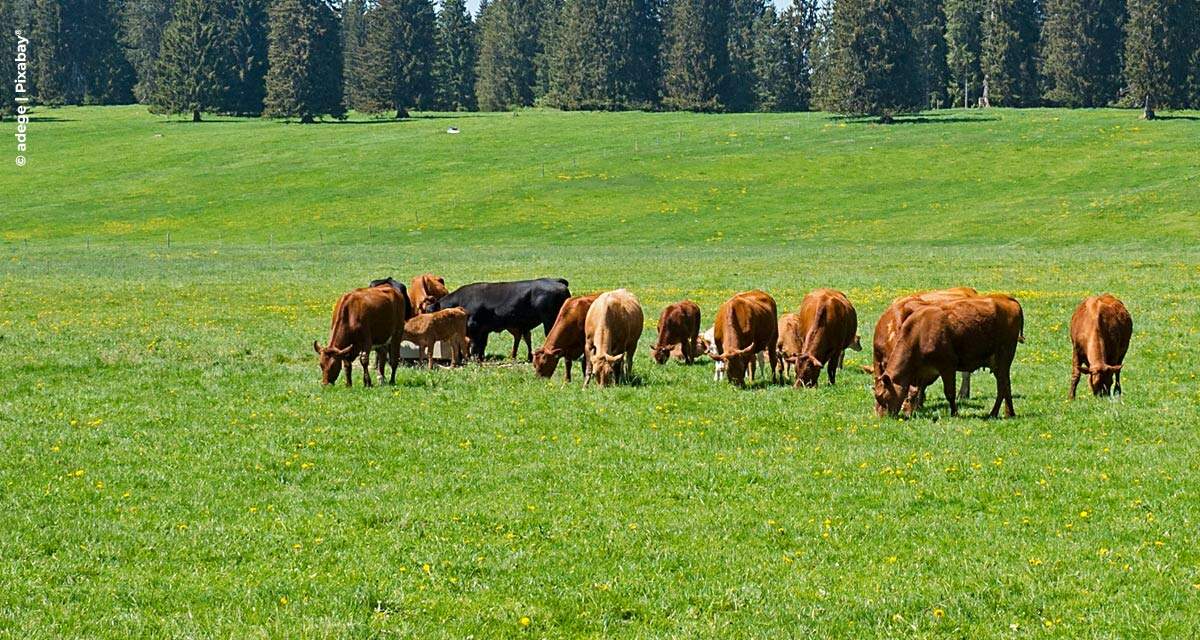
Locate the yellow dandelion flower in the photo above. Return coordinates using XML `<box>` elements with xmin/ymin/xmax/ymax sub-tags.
<box><xmin>519</xmin><ymin>616</ymin><xmax>531</xmax><ymax>627</ymax></box>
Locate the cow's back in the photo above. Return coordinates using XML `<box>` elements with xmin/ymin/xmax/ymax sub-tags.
<box><xmin>587</xmin><ymin>290</ymin><xmax>644</xmax><ymax>356</ymax></box>
<box><xmin>798</xmin><ymin>289</ymin><xmax>857</xmax><ymax>355</ymax></box>
<box><xmin>716</xmin><ymin>290</ymin><xmax>777</xmax><ymax>352</ymax></box>
<box><xmin>1072</xmin><ymin>294</ymin><xmax>1131</xmax><ymax>363</ymax></box>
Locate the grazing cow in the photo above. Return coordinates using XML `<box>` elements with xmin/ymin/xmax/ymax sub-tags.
<box><xmin>712</xmin><ymin>290</ymin><xmax>779</xmax><ymax>386</ymax></box>
<box><xmin>585</xmin><ymin>289</ymin><xmax>644</xmax><ymax>386</ymax></box>
<box><xmin>792</xmin><ymin>289</ymin><xmax>861</xmax><ymax>388</ymax></box>
<box><xmin>775</xmin><ymin>312</ymin><xmax>804</xmax><ymax>380</ymax></box>
<box><xmin>427</xmin><ymin>278</ymin><xmax>571</xmax><ymax>362</ymax></box>
<box><xmin>533</xmin><ymin>294</ymin><xmax>599</xmax><ymax>382</ymax></box>
<box><xmin>874</xmin><ymin>295</ymin><xmax>1024</xmax><ymax>418</ymax></box>
<box><xmin>650</xmin><ymin>301</ymin><xmax>702</xmax><ymax>365</ymax></box>
<box><xmin>409</xmin><ymin>273</ymin><xmax>450</xmax><ymax>313</ymax></box>
<box><xmin>1070</xmin><ymin>294</ymin><xmax>1132</xmax><ymax>398</ymax></box>
<box><xmin>403</xmin><ymin>308</ymin><xmax>469</xmax><ymax>369</ymax></box>
<box><xmin>871</xmin><ymin>287</ymin><xmax>979</xmax><ymax>400</ymax></box>
<box><xmin>314</xmin><ymin>286</ymin><xmax>406</xmax><ymax>386</ymax></box>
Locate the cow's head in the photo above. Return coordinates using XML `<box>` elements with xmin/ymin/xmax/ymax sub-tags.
<box><xmin>313</xmin><ymin>341</ymin><xmax>352</xmax><ymax>385</ymax></box>
<box><xmin>1081</xmin><ymin>362</ymin><xmax>1122</xmax><ymax>396</ymax></box>
<box><xmin>874</xmin><ymin>373</ymin><xmax>904</xmax><ymax>416</ymax></box>
<box><xmin>589</xmin><ymin>353</ymin><xmax>624</xmax><ymax>387</ymax></box>
<box><xmin>650</xmin><ymin>344</ymin><xmax>672</xmax><ymax>365</ymax></box>
<box><xmin>712</xmin><ymin>344</ymin><xmax>755</xmax><ymax>385</ymax></box>
<box><xmin>532</xmin><ymin>347</ymin><xmax>561</xmax><ymax>378</ymax></box>
<box><xmin>794</xmin><ymin>354</ymin><xmax>824</xmax><ymax>388</ymax></box>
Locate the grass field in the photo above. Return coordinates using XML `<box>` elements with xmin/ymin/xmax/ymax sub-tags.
<box><xmin>2</xmin><ymin>105</ymin><xmax>1199</xmax><ymax>638</ymax></box>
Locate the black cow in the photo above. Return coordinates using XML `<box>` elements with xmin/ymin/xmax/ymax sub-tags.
<box><xmin>427</xmin><ymin>278</ymin><xmax>571</xmax><ymax>361</ymax></box>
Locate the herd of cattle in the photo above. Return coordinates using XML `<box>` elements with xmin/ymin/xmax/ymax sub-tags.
<box><xmin>312</xmin><ymin>275</ymin><xmax>1133</xmax><ymax>418</ymax></box>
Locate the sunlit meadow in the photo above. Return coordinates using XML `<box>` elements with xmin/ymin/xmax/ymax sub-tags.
<box><xmin>1</xmin><ymin>106</ymin><xmax>1198</xmax><ymax>638</ymax></box>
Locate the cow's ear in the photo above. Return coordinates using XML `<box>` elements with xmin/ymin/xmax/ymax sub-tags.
<box><xmin>607</xmin><ymin>353</ymin><xmax>625</xmax><ymax>363</ymax></box>
<box><xmin>1110</xmin><ymin>364</ymin><xmax>1123</xmax><ymax>372</ymax></box>
<box><xmin>1078</xmin><ymin>363</ymin><xmax>1090</xmax><ymax>373</ymax></box>
<box><xmin>880</xmin><ymin>374</ymin><xmax>893</xmax><ymax>387</ymax></box>
<box><xmin>313</xmin><ymin>341</ymin><xmax>322</xmax><ymax>354</ymax></box>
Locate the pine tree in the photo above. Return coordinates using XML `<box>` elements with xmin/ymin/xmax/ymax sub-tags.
<box><xmin>342</xmin><ymin>0</ymin><xmax>368</xmax><ymax>110</ymax></box>
<box><xmin>752</xmin><ymin>0</ymin><xmax>815</xmax><ymax>111</ymax></box>
<box><xmin>1039</xmin><ymin>0</ymin><xmax>1125</xmax><ymax>107</ymax></box>
<box><xmin>545</xmin><ymin>0</ymin><xmax>660</xmax><ymax>110</ymax></box>
<box><xmin>434</xmin><ymin>0</ymin><xmax>477</xmax><ymax>110</ymax></box>
<box><xmin>121</xmin><ymin>0</ymin><xmax>177</xmax><ymax>103</ymax></box>
<box><xmin>32</xmin><ymin>0</ymin><xmax>135</xmax><ymax>105</ymax></box>
<box><xmin>725</xmin><ymin>0</ymin><xmax>765</xmax><ymax>112</ymax></box>
<box><xmin>219</xmin><ymin>0</ymin><xmax>269</xmax><ymax>116</ymax></box>
<box><xmin>359</xmin><ymin>0</ymin><xmax>436</xmax><ymax>117</ymax></box>
<box><xmin>661</xmin><ymin>0</ymin><xmax>729</xmax><ymax>111</ymax></box>
<box><xmin>980</xmin><ymin>0</ymin><xmax>1040</xmax><ymax>107</ymax></box>
<box><xmin>475</xmin><ymin>0</ymin><xmax>544</xmax><ymax>110</ymax></box>
<box><xmin>944</xmin><ymin>0</ymin><xmax>983</xmax><ymax>107</ymax></box>
<box><xmin>149</xmin><ymin>0</ymin><xmax>226</xmax><ymax>121</ymax></box>
<box><xmin>1123</xmin><ymin>0</ymin><xmax>1190</xmax><ymax>118</ymax></box>
<box><xmin>263</xmin><ymin>0</ymin><xmax>345</xmax><ymax>122</ymax></box>
<box><xmin>910</xmin><ymin>0</ymin><xmax>949</xmax><ymax>109</ymax></box>
<box><xmin>825</xmin><ymin>0</ymin><xmax>922</xmax><ymax>121</ymax></box>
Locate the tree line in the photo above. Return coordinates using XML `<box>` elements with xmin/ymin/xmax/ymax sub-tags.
<box><xmin>2</xmin><ymin>0</ymin><xmax>1198</xmax><ymax>121</ymax></box>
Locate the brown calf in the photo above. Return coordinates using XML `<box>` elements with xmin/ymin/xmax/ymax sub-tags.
<box><xmin>314</xmin><ymin>286</ymin><xmax>407</xmax><ymax>386</ymax></box>
<box><xmin>874</xmin><ymin>295</ymin><xmax>1024</xmax><ymax>418</ymax></box>
<box><xmin>410</xmin><ymin>273</ymin><xmax>450</xmax><ymax>314</ymax></box>
<box><xmin>775</xmin><ymin>312</ymin><xmax>804</xmax><ymax>380</ymax></box>
<box><xmin>712</xmin><ymin>290</ymin><xmax>778</xmax><ymax>386</ymax></box>
<box><xmin>793</xmin><ymin>289</ymin><xmax>860</xmax><ymax>388</ymax></box>
<box><xmin>1070</xmin><ymin>294</ymin><xmax>1132</xmax><ymax>398</ymax></box>
<box><xmin>404</xmin><ymin>308</ymin><xmax>469</xmax><ymax>369</ymax></box>
<box><xmin>651</xmin><ymin>301</ymin><xmax>702</xmax><ymax>365</ymax></box>
<box><xmin>585</xmin><ymin>289</ymin><xmax>644</xmax><ymax>387</ymax></box>
<box><xmin>533</xmin><ymin>294</ymin><xmax>598</xmax><ymax>382</ymax></box>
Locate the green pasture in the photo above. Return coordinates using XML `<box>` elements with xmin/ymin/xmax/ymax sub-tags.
<box><xmin>1</xmin><ymin>106</ymin><xmax>1198</xmax><ymax>638</ymax></box>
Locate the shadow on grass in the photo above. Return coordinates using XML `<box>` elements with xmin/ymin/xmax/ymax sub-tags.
<box><xmin>830</xmin><ymin>113</ymin><xmax>998</xmax><ymax>125</ymax></box>
<box><xmin>1152</xmin><ymin>114</ymin><xmax>1200</xmax><ymax>121</ymax></box>
<box><xmin>25</xmin><ymin>116</ymin><xmax>76</xmax><ymax>123</ymax></box>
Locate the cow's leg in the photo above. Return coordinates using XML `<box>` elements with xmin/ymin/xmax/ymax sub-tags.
<box><xmin>768</xmin><ymin>346</ymin><xmax>779</xmax><ymax>384</ymax></box>
<box><xmin>958</xmin><ymin>371</ymin><xmax>972</xmax><ymax>400</ymax></box>
<box><xmin>1069</xmin><ymin>350</ymin><xmax>1082</xmax><ymax>400</ymax></box>
<box><xmin>389</xmin><ymin>341</ymin><xmax>400</xmax><ymax>384</ymax></box>
<box><xmin>564</xmin><ymin>357</ymin><xmax>572</xmax><ymax>383</ymax></box>
<box><xmin>524</xmin><ymin>331</ymin><xmax>533</xmax><ymax>362</ymax></box>
<box><xmin>828</xmin><ymin>352</ymin><xmax>839</xmax><ymax>385</ymax></box>
<box><xmin>344</xmin><ymin>359</ymin><xmax>353</xmax><ymax>387</ymax></box>
<box><xmin>942</xmin><ymin>371</ymin><xmax>957</xmax><ymax>416</ymax></box>
<box><xmin>1114</xmin><ymin>369</ymin><xmax>1123</xmax><ymax>396</ymax></box>
<box><xmin>990</xmin><ymin>367</ymin><xmax>1015</xmax><ymax>418</ymax></box>
<box><xmin>360</xmin><ymin>350</ymin><xmax>373</xmax><ymax>387</ymax></box>
<box><xmin>473</xmin><ymin>332</ymin><xmax>488</xmax><ymax>362</ymax></box>
<box><xmin>427</xmin><ymin>343</ymin><xmax>436</xmax><ymax>370</ymax></box>
<box><xmin>376</xmin><ymin>347</ymin><xmax>386</xmax><ymax>382</ymax></box>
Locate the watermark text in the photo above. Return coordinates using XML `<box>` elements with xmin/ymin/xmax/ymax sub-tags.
<box><xmin>14</xmin><ymin>29</ymin><xmax>29</xmax><ymax>166</ymax></box>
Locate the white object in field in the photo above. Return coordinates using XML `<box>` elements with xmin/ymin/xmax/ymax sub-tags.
<box><xmin>703</xmin><ymin>326</ymin><xmax>765</xmax><ymax>381</ymax></box>
<box><xmin>446</xmin><ymin>127</ymin><xmax>460</xmax><ymax>134</ymax></box>
<box><xmin>398</xmin><ymin>340</ymin><xmax>453</xmax><ymax>361</ymax></box>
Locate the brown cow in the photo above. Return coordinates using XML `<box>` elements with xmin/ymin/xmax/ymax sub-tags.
<box><xmin>404</xmin><ymin>308</ymin><xmax>469</xmax><ymax>369</ymax></box>
<box><xmin>650</xmin><ymin>301</ymin><xmax>702</xmax><ymax>365</ymax></box>
<box><xmin>410</xmin><ymin>273</ymin><xmax>450</xmax><ymax>314</ymax></box>
<box><xmin>1070</xmin><ymin>294</ymin><xmax>1132</xmax><ymax>398</ymax></box>
<box><xmin>792</xmin><ymin>289</ymin><xmax>861</xmax><ymax>388</ymax></box>
<box><xmin>313</xmin><ymin>286</ymin><xmax>407</xmax><ymax>386</ymax></box>
<box><xmin>585</xmin><ymin>289</ymin><xmax>644</xmax><ymax>387</ymax></box>
<box><xmin>712</xmin><ymin>290</ymin><xmax>778</xmax><ymax>386</ymax></box>
<box><xmin>775</xmin><ymin>312</ymin><xmax>804</xmax><ymax>380</ymax></box>
<box><xmin>533</xmin><ymin>294</ymin><xmax>599</xmax><ymax>382</ymax></box>
<box><xmin>871</xmin><ymin>287</ymin><xmax>979</xmax><ymax>400</ymax></box>
<box><xmin>874</xmin><ymin>295</ymin><xmax>1024</xmax><ymax>418</ymax></box>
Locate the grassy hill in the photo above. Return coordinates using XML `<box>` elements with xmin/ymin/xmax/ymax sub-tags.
<box><xmin>1</xmin><ymin>106</ymin><xmax>1198</xmax><ymax>638</ymax></box>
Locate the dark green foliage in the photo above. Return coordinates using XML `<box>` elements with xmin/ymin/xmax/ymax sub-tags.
<box><xmin>752</xmin><ymin>1</ymin><xmax>816</xmax><ymax>112</ymax></box>
<box><xmin>219</xmin><ymin>0</ymin><xmax>269</xmax><ymax>116</ymax></box>
<box><xmin>545</xmin><ymin>0</ymin><xmax>661</xmax><ymax>110</ymax></box>
<box><xmin>263</xmin><ymin>0</ymin><xmax>345</xmax><ymax>122</ymax></box>
<box><xmin>475</xmin><ymin>0</ymin><xmax>545</xmax><ymax>110</ymax></box>
<box><xmin>32</xmin><ymin>0</ymin><xmax>135</xmax><ymax>105</ymax></box>
<box><xmin>1</xmin><ymin>0</ymin><xmax>14</xmax><ymax>117</ymax></box>
<box><xmin>434</xmin><ymin>0</ymin><xmax>478</xmax><ymax>110</ymax></box>
<box><xmin>358</xmin><ymin>0</ymin><xmax>437</xmax><ymax>117</ymax></box>
<box><xmin>725</xmin><ymin>0</ymin><xmax>765</xmax><ymax>111</ymax></box>
<box><xmin>980</xmin><ymin>0</ymin><xmax>1040</xmax><ymax>107</ymax></box>
<box><xmin>661</xmin><ymin>0</ymin><xmax>729</xmax><ymax>111</ymax></box>
<box><xmin>944</xmin><ymin>0</ymin><xmax>983</xmax><ymax>107</ymax></box>
<box><xmin>1039</xmin><ymin>0</ymin><xmax>1125</xmax><ymax>107</ymax></box>
<box><xmin>910</xmin><ymin>0</ymin><xmax>949</xmax><ymax>109</ymax></box>
<box><xmin>120</xmin><ymin>0</ymin><xmax>177</xmax><ymax>103</ymax></box>
<box><xmin>825</xmin><ymin>0</ymin><xmax>922</xmax><ymax>120</ymax></box>
<box><xmin>1123</xmin><ymin>0</ymin><xmax>1192</xmax><ymax>118</ymax></box>
<box><xmin>342</xmin><ymin>0</ymin><xmax>368</xmax><ymax>109</ymax></box>
<box><xmin>148</xmin><ymin>0</ymin><xmax>225</xmax><ymax>120</ymax></box>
